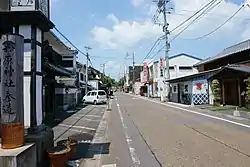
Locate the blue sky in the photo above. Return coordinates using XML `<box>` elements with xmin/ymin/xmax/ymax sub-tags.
<box><xmin>50</xmin><ymin>0</ymin><xmax>250</xmax><ymax>80</ymax></box>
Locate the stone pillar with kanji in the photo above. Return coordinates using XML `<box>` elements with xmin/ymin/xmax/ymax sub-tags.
<box><xmin>0</xmin><ymin>34</ymin><xmax>24</xmax><ymax>149</ymax></box>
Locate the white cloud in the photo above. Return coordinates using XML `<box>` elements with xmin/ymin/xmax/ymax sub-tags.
<box><xmin>91</xmin><ymin>0</ymin><xmax>250</xmax><ymax>50</ymax></box>
<box><xmin>131</xmin><ymin>0</ymin><xmax>145</xmax><ymax>7</ymax></box>
<box><xmin>146</xmin><ymin>0</ymin><xmax>250</xmax><ymax>40</ymax></box>
<box><xmin>105</xmin><ymin>61</ymin><xmax>121</xmax><ymax>70</ymax></box>
<box><xmin>107</xmin><ymin>14</ymin><xmax>119</xmax><ymax>24</ymax></box>
<box><xmin>168</xmin><ymin>0</ymin><xmax>249</xmax><ymax>38</ymax></box>
<box><xmin>91</xmin><ymin>14</ymin><xmax>162</xmax><ymax>49</ymax></box>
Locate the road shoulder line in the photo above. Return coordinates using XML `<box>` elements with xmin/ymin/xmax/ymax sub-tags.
<box><xmin>80</xmin><ymin>100</ymin><xmax>112</xmax><ymax>167</ymax></box>
<box><xmin>124</xmin><ymin>93</ymin><xmax>250</xmax><ymax>129</ymax></box>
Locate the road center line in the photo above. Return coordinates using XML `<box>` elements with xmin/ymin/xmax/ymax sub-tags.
<box><xmin>126</xmin><ymin>93</ymin><xmax>250</xmax><ymax>129</ymax></box>
<box><xmin>116</xmin><ymin>98</ymin><xmax>140</xmax><ymax>167</ymax></box>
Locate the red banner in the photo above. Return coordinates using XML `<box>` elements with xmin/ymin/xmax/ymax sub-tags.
<box><xmin>143</xmin><ymin>63</ymin><xmax>147</xmax><ymax>76</ymax></box>
<box><xmin>160</xmin><ymin>58</ymin><xmax>163</xmax><ymax>69</ymax></box>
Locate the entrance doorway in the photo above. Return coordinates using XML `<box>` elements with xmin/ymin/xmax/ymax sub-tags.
<box><xmin>224</xmin><ymin>79</ymin><xmax>238</xmax><ymax>105</ymax></box>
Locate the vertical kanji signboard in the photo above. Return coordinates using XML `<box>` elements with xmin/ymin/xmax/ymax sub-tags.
<box><xmin>0</xmin><ymin>34</ymin><xmax>24</xmax><ymax>149</ymax></box>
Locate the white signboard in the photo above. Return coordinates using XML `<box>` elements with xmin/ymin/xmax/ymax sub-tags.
<box><xmin>192</xmin><ymin>79</ymin><xmax>208</xmax><ymax>94</ymax></box>
<box><xmin>11</xmin><ymin>0</ymin><xmax>49</xmax><ymax>18</ymax></box>
<box><xmin>11</xmin><ymin>0</ymin><xmax>35</xmax><ymax>11</ymax></box>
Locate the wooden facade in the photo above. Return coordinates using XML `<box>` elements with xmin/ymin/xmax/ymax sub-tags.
<box><xmin>195</xmin><ymin>40</ymin><xmax>250</xmax><ymax>107</ymax></box>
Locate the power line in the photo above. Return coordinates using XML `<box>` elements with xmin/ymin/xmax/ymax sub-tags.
<box><xmin>148</xmin><ymin>44</ymin><xmax>165</xmax><ymax>60</ymax></box>
<box><xmin>91</xmin><ymin>55</ymin><xmax>116</xmax><ymax>59</ymax></box>
<box><xmin>188</xmin><ymin>4</ymin><xmax>246</xmax><ymax>40</ymax></box>
<box><xmin>140</xmin><ymin>0</ymin><xmax>217</xmax><ymax>64</ymax></box>
<box><xmin>169</xmin><ymin>0</ymin><xmax>221</xmax><ymax>42</ymax></box>
<box><xmin>169</xmin><ymin>0</ymin><xmax>218</xmax><ymax>34</ymax></box>
<box><xmin>53</xmin><ymin>27</ymin><xmax>93</xmax><ymax>66</ymax></box>
<box><xmin>141</xmin><ymin>38</ymin><xmax>162</xmax><ymax>64</ymax></box>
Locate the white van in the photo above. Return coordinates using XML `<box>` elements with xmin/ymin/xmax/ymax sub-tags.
<box><xmin>83</xmin><ymin>90</ymin><xmax>107</xmax><ymax>105</ymax></box>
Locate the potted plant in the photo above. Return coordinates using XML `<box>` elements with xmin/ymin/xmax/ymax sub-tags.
<box><xmin>57</xmin><ymin>138</ymin><xmax>78</xmax><ymax>160</ymax></box>
<box><xmin>47</xmin><ymin>145</ymin><xmax>71</xmax><ymax>167</ymax></box>
<box><xmin>244</xmin><ymin>77</ymin><xmax>250</xmax><ymax>108</ymax></box>
<box><xmin>212</xmin><ymin>79</ymin><xmax>221</xmax><ymax>106</ymax></box>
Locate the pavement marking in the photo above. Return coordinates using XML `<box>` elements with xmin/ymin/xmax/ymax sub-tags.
<box><xmin>102</xmin><ymin>164</ymin><xmax>116</xmax><ymax>167</ymax></box>
<box><xmin>116</xmin><ymin>99</ymin><xmax>140</xmax><ymax>167</ymax></box>
<box><xmin>126</xmin><ymin>93</ymin><xmax>250</xmax><ymax>129</ymax></box>
<box><xmin>86</xmin><ymin>115</ymin><xmax>102</xmax><ymax>118</ymax></box>
<box><xmin>82</xmin><ymin>118</ymin><xmax>100</xmax><ymax>122</ymax></box>
<box><xmin>82</xmin><ymin>102</ymin><xmax>111</xmax><ymax>167</ymax></box>
<box><xmin>58</xmin><ymin>124</ymin><xmax>96</xmax><ymax>131</ymax></box>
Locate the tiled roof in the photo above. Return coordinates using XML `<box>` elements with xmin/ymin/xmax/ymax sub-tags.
<box><xmin>169</xmin><ymin>53</ymin><xmax>202</xmax><ymax>61</ymax></box>
<box><xmin>166</xmin><ymin>64</ymin><xmax>250</xmax><ymax>83</ymax></box>
<box><xmin>227</xmin><ymin>65</ymin><xmax>250</xmax><ymax>73</ymax></box>
<box><xmin>195</xmin><ymin>39</ymin><xmax>250</xmax><ymax>66</ymax></box>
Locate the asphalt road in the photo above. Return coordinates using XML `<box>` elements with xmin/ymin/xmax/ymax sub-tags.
<box><xmin>92</xmin><ymin>92</ymin><xmax>250</xmax><ymax>167</ymax></box>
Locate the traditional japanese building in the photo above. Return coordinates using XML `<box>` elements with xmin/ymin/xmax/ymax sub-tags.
<box><xmin>0</xmin><ymin>0</ymin><xmax>55</xmax><ymax>166</ymax></box>
<box><xmin>168</xmin><ymin>39</ymin><xmax>250</xmax><ymax>107</ymax></box>
<box><xmin>43</xmin><ymin>31</ymin><xmax>77</xmax><ymax>115</ymax></box>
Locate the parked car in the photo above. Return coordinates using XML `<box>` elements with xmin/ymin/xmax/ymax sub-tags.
<box><xmin>83</xmin><ymin>90</ymin><xmax>107</xmax><ymax>105</ymax></box>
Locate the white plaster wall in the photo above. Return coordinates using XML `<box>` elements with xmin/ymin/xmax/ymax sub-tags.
<box><xmin>36</xmin><ymin>28</ymin><xmax>42</xmax><ymax>43</ymax></box>
<box><xmin>44</xmin><ymin>31</ymin><xmax>71</xmax><ymax>56</ymax></box>
<box><xmin>169</xmin><ymin>55</ymin><xmax>200</xmax><ymax>67</ymax></box>
<box><xmin>19</xmin><ymin>25</ymin><xmax>32</xmax><ymax>128</ymax></box>
<box><xmin>36</xmin><ymin>76</ymin><xmax>43</xmax><ymax>126</ymax></box>
<box><xmin>24</xmin><ymin>45</ymin><xmax>31</xmax><ymax>71</ymax></box>
<box><xmin>134</xmin><ymin>82</ymin><xmax>141</xmax><ymax>95</ymax></box>
<box><xmin>178</xmin><ymin>68</ymin><xmax>198</xmax><ymax>78</ymax></box>
<box><xmin>36</xmin><ymin>46</ymin><xmax>41</xmax><ymax>72</ymax></box>
<box><xmin>20</xmin><ymin>26</ymin><xmax>31</xmax><ymax>72</ymax></box>
<box><xmin>208</xmin><ymin>80</ymin><xmax>214</xmax><ymax>105</ymax></box>
<box><xmin>24</xmin><ymin>76</ymin><xmax>31</xmax><ymax>128</ymax></box>
<box><xmin>88</xmin><ymin>80</ymin><xmax>99</xmax><ymax>90</ymax></box>
<box><xmin>19</xmin><ymin>26</ymin><xmax>31</xmax><ymax>39</ymax></box>
<box><xmin>170</xmin><ymin>69</ymin><xmax>177</xmax><ymax>78</ymax></box>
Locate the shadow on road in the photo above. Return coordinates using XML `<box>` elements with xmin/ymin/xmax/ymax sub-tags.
<box><xmin>44</xmin><ymin>103</ymin><xmax>88</xmax><ymax>128</ymax></box>
<box><xmin>68</xmin><ymin>133</ymin><xmax>110</xmax><ymax>160</ymax></box>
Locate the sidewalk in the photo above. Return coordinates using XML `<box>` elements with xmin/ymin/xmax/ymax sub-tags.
<box><xmin>50</xmin><ymin>104</ymin><xmax>107</xmax><ymax>167</ymax></box>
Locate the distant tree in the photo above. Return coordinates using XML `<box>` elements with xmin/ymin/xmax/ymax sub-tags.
<box><xmin>117</xmin><ymin>77</ymin><xmax>125</xmax><ymax>87</ymax></box>
<box><xmin>101</xmin><ymin>75</ymin><xmax>116</xmax><ymax>87</ymax></box>
<box><xmin>212</xmin><ymin>79</ymin><xmax>221</xmax><ymax>106</ymax></box>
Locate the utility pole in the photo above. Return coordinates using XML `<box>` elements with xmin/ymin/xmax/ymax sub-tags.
<box><xmin>85</xmin><ymin>46</ymin><xmax>92</xmax><ymax>95</ymax></box>
<box><xmin>156</xmin><ymin>0</ymin><xmax>170</xmax><ymax>101</ymax></box>
<box><xmin>100</xmin><ymin>63</ymin><xmax>106</xmax><ymax>75</ymax></box>
<box><xmin>132</xmin><ymin>52</ymin><xmax>135</xmax><ymax>94</ymax></box>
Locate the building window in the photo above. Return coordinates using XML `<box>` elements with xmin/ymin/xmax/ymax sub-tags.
<box><xmin>184</xmin><ymin>85</ymin><xmax>188</xmax><ymax>93</ymax></box>
<box><xmin>160</xmin><ymin>69</ymin><xmax>164</xmax><ymax>77</ymax></box>
<box><xmin>80</xmin><ymin>73</ymin><xmax>84</xmax><ymax>81</ymax></box>
<box><xmin>169</xmin><ymin>66</ymin><xmax>174</xmax><ymax>70</ymax></box>
<box><xmin>173</xmin><ymin>86</ymin><xmax>177</xmax><ymax>93</ymax></box>
<box><xmin>179</xmin><ymin>66</ymin><xmax>193</xmax><ymax>70</ymax></box>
